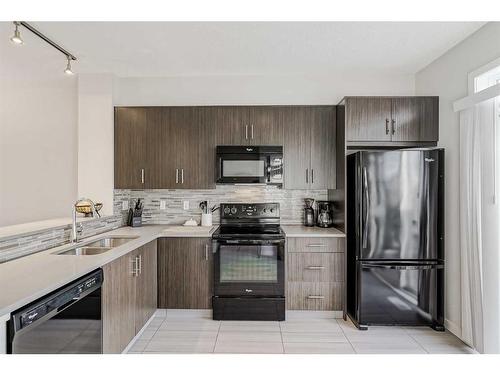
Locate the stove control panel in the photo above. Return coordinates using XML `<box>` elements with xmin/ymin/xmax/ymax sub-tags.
<box><xmin>220</xmin><ymin>203</ymin><xmax>280</xmax><ymax>219</ymax></box>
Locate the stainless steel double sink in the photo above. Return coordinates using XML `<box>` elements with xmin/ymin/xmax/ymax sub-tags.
<box><xmin>55</xmin><ymin>236</ymin><xmax>139</xmax><ymax>256</ymax></box>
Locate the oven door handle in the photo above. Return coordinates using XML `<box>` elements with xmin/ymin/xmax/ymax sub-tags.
<box><xmin>214</xmin><ymin>239</ymin><xmax>285</xmax><ymax>245</ymax></box>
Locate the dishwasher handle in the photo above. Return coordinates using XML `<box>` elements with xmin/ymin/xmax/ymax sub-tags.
<box><xmin>10</xmin><ymin>269</ymin><xmax>103</xmax><ymax>333</ymax></box>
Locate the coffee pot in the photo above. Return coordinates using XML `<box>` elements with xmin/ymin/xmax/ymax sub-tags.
<box><xmin>304</xmin><ymin>198</ymin><xmax>315</xmax><ymax>227</ymax></box>
<box><xmin>316</xmin><ymin>201</ymin><xmax>334</xmax><ymax>228</ymax></box>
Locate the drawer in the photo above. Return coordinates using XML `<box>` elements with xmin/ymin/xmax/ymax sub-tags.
<box><xmin>287</xmin><ymin>253</ymin><xmax>344</xmax><ymax>282</ymax></box>
<box><xmin>286</xmin><ymin>282</ymin><xmax>343</xmax><ymax>311</ymax></box>
<box><xmin>287</xmin><ymin>237</ymin><xmax>344</xmax><ymax>253</ymax></box>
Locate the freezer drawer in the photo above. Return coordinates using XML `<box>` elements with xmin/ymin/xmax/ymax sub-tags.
<box><xmin>356</xmin><ymin>262</ymin><xmax>444</xmax><ymax>329</ymax></box>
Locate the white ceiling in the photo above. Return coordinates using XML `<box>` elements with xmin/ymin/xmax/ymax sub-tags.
<box><xmin>3</xmin><ymin>22</ymin><xmax>486</xmax><ymax>77</ymax></box>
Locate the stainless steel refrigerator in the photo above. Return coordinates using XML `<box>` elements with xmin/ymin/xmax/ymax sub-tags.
<box><xmin>346</xmin><ymin>149</ymin><xmax>444</xmax><ymax>330</ymax></box>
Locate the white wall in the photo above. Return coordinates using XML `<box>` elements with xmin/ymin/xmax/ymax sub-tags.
<box><xmin>113</xmin><ymin>72</ymin><xmax>415</xmax><ymax>106</ymax></box>
<box><xmin>77</xmin><ymin>74</ymin><xmax>114</xmax><ymax>215</ymax></box>
<box><xmin>415</xmin><ymin>22</ymin><xmax>500</xmax><ymax>350</ymax></box>
<box><xmin>0</xmin><ymin>23</ymin><xmax>78</xmax><ymax>227</ymax></box>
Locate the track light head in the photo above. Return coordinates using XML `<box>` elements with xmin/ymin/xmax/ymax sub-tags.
<box><xmin>64</xmin><ymin>57</ymin><xmax>74</xmax><ymax>75</ymax></box>
<box><xmin>10</xmin><ymin>22</ymin><xmax>24</xmax><ymax>45</ymax></box>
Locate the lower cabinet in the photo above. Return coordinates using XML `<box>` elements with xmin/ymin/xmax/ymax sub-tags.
<box><xmin>286</xmin><ymin>237</ymin><xmax>344</xmax><ymax>311</ymax></box>
<box><xmin>157</xmin><ymin>238</ymin><xmax>213</xmax><ymax>309</ymax></box>
<box><xmin>102</xmin><ymin>240</ymin><xmax>157</xmax><ymax>354</ymax></box>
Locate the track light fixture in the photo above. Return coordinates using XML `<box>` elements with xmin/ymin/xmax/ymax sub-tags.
<box><xmin>10</xmin><ymin>22</ymin><xmax>24</xmax><ymax>45</ymax></box>
<box><xmin>64</xmin><ymin>56</ymin><xmax>74</xmax><ymax>75</ymax></box>
<box><xmin>10</xmin><ymin>21</ymin><xmax>77</xmax><ymax>75</ymax></box>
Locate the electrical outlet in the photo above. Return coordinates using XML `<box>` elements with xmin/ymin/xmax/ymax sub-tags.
<box><xmin>160</xmin><ymin>199</ymin><xmax>167</xmax><ymax>210</ymax></box>
<box><xmin>183</xmin><ymin>201</ymin><xmax>189</xmax><ymax>210</ymax></box>
<box><xmin>122</xmin><ymin>200</ymin><xmax>129</xmax><ymax>211</ymax></box>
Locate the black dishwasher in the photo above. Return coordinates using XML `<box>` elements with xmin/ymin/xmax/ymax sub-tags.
<box><xmin>8</xmin><ymin>269</ymin><xmax>103</xmax><ymax>354</ymax></box>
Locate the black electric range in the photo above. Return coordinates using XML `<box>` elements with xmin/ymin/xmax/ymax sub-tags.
<box><xmin>212</xmin><ymin>203</ymin><xmax>286</xmax><ymax>321</ymax></box>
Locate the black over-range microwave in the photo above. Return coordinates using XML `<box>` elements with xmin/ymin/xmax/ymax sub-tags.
<box><xmin>216</xmin><ymin>146</ymin><xmax>283</xmax><ymax>187</ymax></box>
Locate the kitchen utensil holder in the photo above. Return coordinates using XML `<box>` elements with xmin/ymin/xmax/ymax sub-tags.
<box><xmin>201</xmin><ymin>213</ymin><xmax>212</xmax><ymax>227</ymax></box>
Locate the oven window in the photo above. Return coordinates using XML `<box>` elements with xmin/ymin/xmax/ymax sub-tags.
<box><xmin>219</xmin><ymin>245</ymin><xmax>278</xmax><ymax>283</ymax></box>
<box><xmin>223</xmin><ymin>160</ymin><xmax>265</xmax><ymax>177</ymax></box>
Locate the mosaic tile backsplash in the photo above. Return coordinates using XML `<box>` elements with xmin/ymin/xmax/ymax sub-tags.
<box><xmin>0</xmin><ymin>215</ymin><xmax>124</xmax><ymax>263</ymax></box>
<box><xmin>114</xmin><ymin>186</ymin><xmax>328</xmax><ymax>225</ymax></box>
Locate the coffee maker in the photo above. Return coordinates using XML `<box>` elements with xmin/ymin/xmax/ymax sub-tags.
<box><xmin>316</xmin><ymin>201</ymin><xmax>335</xmax><ymax>228</ymax></box>
<box><xmin>304</xmin><ymin>198</ymin><xmax>315</xmax><ymax>227</ymax></box>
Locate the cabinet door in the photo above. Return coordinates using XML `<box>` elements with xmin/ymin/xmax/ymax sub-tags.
<box><xmin>392</xmin><ymin>97</ymin><xmax>439</xmax><ymax>142</ymax></box>
<box><xmin>345</xmin><ymin>97</ymin><xmax>392</xmax><ymax>142</ymax></box>
<box><xmin>135</xmin><ymin>241</ymin><xmax>157</xmax><ymax>333</ymax></box>
<box><xmin>102</xmin><ymin>251</ymin><xmax>137</xmax><ymax>353</ymax></box>
<box><xmin>283</xmin><ymin>106</ymin><xmax>312</xmax><ymax>189</ymax></box>
<box><xmin>214</xmin><ymin>106</ymin><xmax>249</xmax><ymax>145</ymax></box>
<box><xmin>247</xmin><ymin>106</ymin><xmax>283</xmax><ymax>145</ymax></box>
<box><xmin>310</xmin><ymin>106</ymin><xmax>336</xmax><ymax>189</ymax></box>
<box><xmin>196</xmin><ymin>107</ymin><xmax>217</xmax><ymax>188</ymax></box>
<box><xmin>158</xmin><ymin>238</ymin><xmax>213</xmax><ymax>309</ymax></box>
<box><xmin>114</xmin><ymin>108</ymin><xmax>148</xmax><ymax>189</ymax></box>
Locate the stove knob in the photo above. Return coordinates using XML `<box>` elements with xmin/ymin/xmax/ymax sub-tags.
<box><xmin>224</xmin><ymin>207</ymin><xmax>230</xmax><ymax>214</ymax></box>
<box><xmin>231</xmin><ymin>207</ymin><xmax>237</xmax><ymax>214</ymax></box>
<box><xmin>270</xmin><ymin>208</ymin><xmax>274</xmax><ymax>213</ymax></box>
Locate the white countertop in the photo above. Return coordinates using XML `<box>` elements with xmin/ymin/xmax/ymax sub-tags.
<box><xmin>281</xmin><ymin>225</ymin><xmax>345</xmax><ymax>237</ymax></box>
<box><xmin>0</xmin><ymin>225</ymin><xmax>216</xmax><ymax>316</ymax></box>
<box><xmin>0</xmin><ymin>224</ymin><xmax>345</xmax><ymax>317</ymax></box>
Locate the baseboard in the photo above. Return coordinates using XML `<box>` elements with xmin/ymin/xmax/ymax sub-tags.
<box><xmin>122</xmin><ymin>313</ymin><xmax>156</xmax><ymax>354</ymax></box>
<box><xmin>445</xmin><ymin>318</ymin><xmax>462</xmax><ymax>339</ymax></box>
<box><xmin>286</xmin><ymin>310</ymin><xmax>343</xmax><ymax>319</ymax></box>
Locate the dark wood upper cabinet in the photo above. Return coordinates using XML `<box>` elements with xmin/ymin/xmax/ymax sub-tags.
<box><xmin>345</xmin><ymin>97</ymin><xmax>392</xmax><ymax>142</ymax></box>
<box><xmin>310</xmin><ymin>106</ymin><xmax>336</xmax><ymax>189</ymax></box>
<box><xmin>284</xmin><ymin>106</ymin><xmax>336</xmax><ymax>190</ymax></box>
<box><xmin>247</xmin><ymin>106</ymin><xmax>283</xmax><ymax>145</ymax></box>
<box><xmin>114</xmin><ymin>107</ymin><xmax>149</xmax><ymax>189</ymax></box>
<box><xmin>215</xmin><ymin>106</ymin><xmax>249</xmax><ymax>145</ymax></box>
<box><xmin>343</xmin><ymin>96</ymin><xmax>439</xmax><ymax>144</ymax></box>
<box><xmin>158</xmin><ymin>238</ymin><xmax>213</xmax><ymax>309</ymax></box>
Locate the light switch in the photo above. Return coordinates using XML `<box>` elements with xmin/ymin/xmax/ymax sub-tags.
<box><xmin>160</xmin><ymin>200</ymin><xmax>167</xmax><ymax>210</ymax></box>
<box><xmin>183</xmin><ymin>201</ymin><xmax>190</xmax><ymax>210</ymax></box>
<box><xmin>122</xmin><ymin>200</ymin><xmax>129</xmax><ymax>211</ymax></box>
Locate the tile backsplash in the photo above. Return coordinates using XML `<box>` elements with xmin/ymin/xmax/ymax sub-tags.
<box><xmin>114</xmin><ymin>186</ymin><xmax>328</xmax><ymax>225</ymax></box>
<box><xmin>0</xmin><ymin>215</ymin><xmax>124</xmax><ymax>264</ymax></box>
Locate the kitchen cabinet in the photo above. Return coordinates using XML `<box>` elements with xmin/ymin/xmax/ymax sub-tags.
<box><xmin>115</xmin><ymin>107</ymin><xmax>215</xmax><ymax>189</ymax></box>
<box><xmin>343</xmin><ymin>96</ymin><xmax>439</xmax><ymax>144</ymax></box>
<box><xmin>158</xmin><ymin>238</ymin><xmax>213</xmax><ymax>309</ymax></box>
<box><xmin>283</xmin><ymin>106</ymin><xmax>336</xmax><ymax>189</ymax></box>
<box><xmin>215</xmin><ymin>106</ymin><xmax>283</xmax><ymax>145</ymax></box>
<box><xmin>286</xmin><ymin>237</ymin><xmax>344</xmax><ymax>311</ymax></box>
<box><xmin>102</xmin><ymin>241</ymin><xmax>157</xmax><ymax>354</ymax></box>
<box><xmin>114</xmin><ymin>107</ymin><xmax>154</xmax><ymax>189</ymax></box>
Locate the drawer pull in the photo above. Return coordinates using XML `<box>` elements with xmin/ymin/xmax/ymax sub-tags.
<box><xmin>307</xmin><ymin>295</ymin><xmax>325</xmax><ymax>299</ymax></box>
<box><xmin>306</xmin><ymin>266</ymin><xmax>325</xmax><ymax>270</ymax></box>
<box><xmin>306</xmin><ymin>244</ymin><xmax>326</xmax><ymax>248</ymax></box>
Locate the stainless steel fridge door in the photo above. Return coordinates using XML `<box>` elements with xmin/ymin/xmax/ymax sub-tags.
<box><xmin>359</xmin><ymin>149</ymin><xmax>442</xmax><ymax>260</ymax></box>
<box><xmin>358</xmin><ymin>261</ymin><xmax>444</xmax><ymax>327</ymax></box>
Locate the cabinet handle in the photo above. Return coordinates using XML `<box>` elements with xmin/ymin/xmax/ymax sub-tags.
<box><xmin>311</xmin><ymin>169</ymin><xmax>314</xmax><ymax>184</ymax></box>
<box><xmin>130</xmin><ymin>256</ymin><xmax>138</xmax><ymax>276</ymax></box>
<box><xmin>141</xmin><ymin>169</ymin><xmax>145</xmax><ymax>184</ymax></box>
<box><xmin>306</xmin><ymin>169</ymin><xmax>308</xmax><ymax>183</ymax></box>
<box><xmin>181</xmin><ymin>168</ymin><xmax>184</xmax><ymax>184</ymax></box>
<box><xmin>251</xmin><ymin>124</ymin><xmax>254</xmax><ymax>139</ymax></box>
<box><xmin>205</xmin><ymin>244</ymin><xmax>209</xmax><ymax>261</ymax></box>
<box><xmin>245</xmin><ymin>125</ymin><xmax>248</xmax><ymax>139</ymax></box>
<box><xmin>391</xmin><ymin>119</ymin><xmax>396</xmax><ymax>135</ymax></box>
<box><xmin>385</xmin><ymin>119</ymin><xmax>389</xmax><ymax>135</ymax></box>
<box><xmin>306</xmin><ymin>266</ymin><xmax>325</xmax><ymax>270</ymax></box>
<box><xmin>176</xmin><ymin>169</ymin><xmax>179</xmax><ymax>184</ymax></box>
<box><xmin>307</xmin><ymin>295</ymin><xmax>325</xmax><ymax>299</ymax></box>
<box><xmin>138</xmin><ymin>255</ymin><xmax>142</xmax><ymax>275</ymax></box>
<box><xmin>306</xmin><ymin>244</ymin><xmax>326</xmax><ymax>248</ymax></box>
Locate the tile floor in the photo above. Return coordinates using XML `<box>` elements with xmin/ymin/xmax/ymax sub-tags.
<box><xmin>127</xmin><ymin>310</ymin><xmax>475</xmax><ymax>354</ymax></box>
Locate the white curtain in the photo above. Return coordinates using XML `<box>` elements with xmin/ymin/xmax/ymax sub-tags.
<box><xmin>459</xmin><ymin>97</ymin><xmax>500</xmax><ymax>353</ymax></box>
<box><xmin>459</xmin><ymin>106</ymin><xmax>485</xmax><ymax>353</ymax></box>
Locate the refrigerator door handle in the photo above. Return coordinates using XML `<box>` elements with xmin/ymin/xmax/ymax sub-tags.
<box><xmin>362</xmin><ymin>166</ymin><xmax>369</xmax><ymax>249</ymax></box>
<box><xmin>362</xmin><ymin>263</ymin><xmax>444</xmax><ymax>270</ymax></box>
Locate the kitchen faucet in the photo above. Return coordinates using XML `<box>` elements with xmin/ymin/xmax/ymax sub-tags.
<box><xmin>71</xmin><ymin>198</ymin><xmax>97</xmax><ymax>243</ymax></box>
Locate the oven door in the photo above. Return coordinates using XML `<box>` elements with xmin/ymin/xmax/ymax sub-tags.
<box><xmin>213</xmin><ymin>239</ymin><xmax>285</xmax><ymax>297</ymax></box>
<box><xmin>217</xmin><ymin>153</ymin><xmax>269</xmax><ymax>184</ymax></box>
